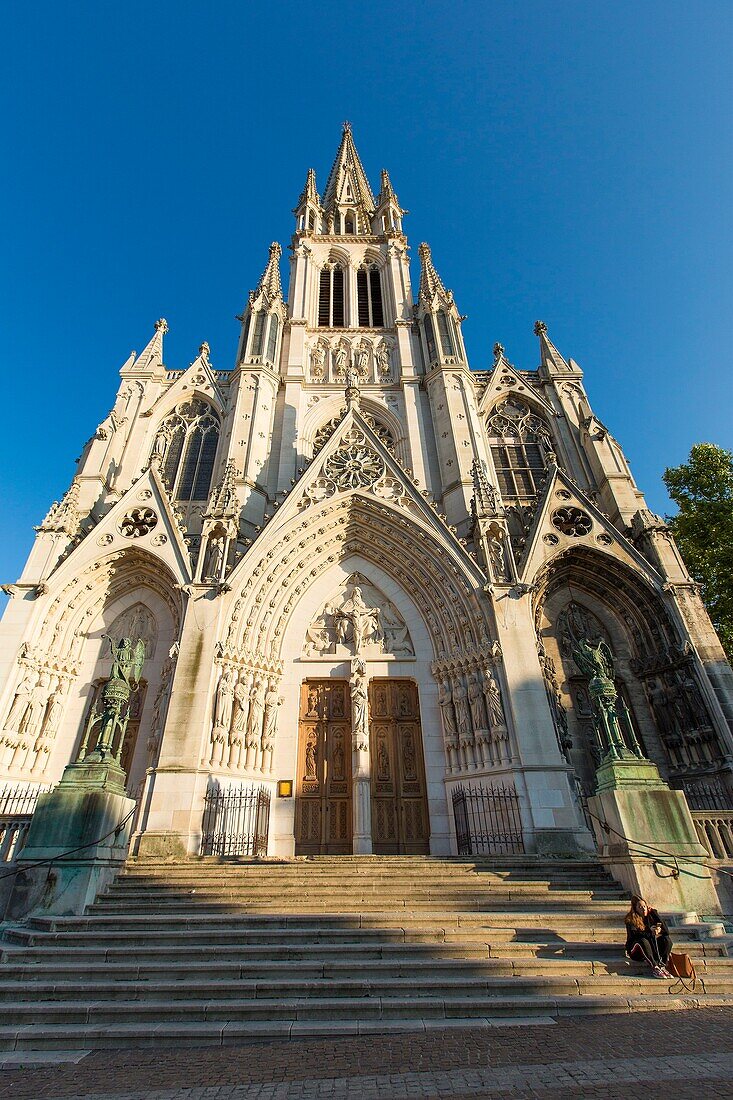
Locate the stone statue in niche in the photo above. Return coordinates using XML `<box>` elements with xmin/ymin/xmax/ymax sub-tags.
<box><xmin>452</xmin><ymin>678</ymin><xmax>471</xmax><ymax>739</ymax></box>
<box><xmin>310</xmin><ymin>342</ymin><xmax>327</xmax><ymax>381</ymax></box>
<box><xmin>486</xmin><ymin>526</ymin><xmax>511</xmax><ymax>583</ymax></box>
<box><xmin>468</xmin><ymin>673</ymin><xmax>487</xmax><ymax>732</ymax></box>
<box><xmin>353</xmin><ymin>343</ymin><xmax>370</xmax><ymax>380</ymax></box>
<box><xmin>245</xmin><ymin>678</ymin><xmax>266</xmax><ymax>770</ymax></box>
<box><xmin>332</xmin><ymin>344</ymin><xmax>348</xmax><ymax>380</ymax></box>
<box><xmin>20</xmin><ymin>673</ymin><xmax>52</xmax><ymax>739</ymax></box>
<box><xmin>213</xmin><ymin>668</ymin><xmax>234</xmax><ymax>733</ymax></box>
<box><xmin>350</xmin><ymin>657</ymin><xmax>369</xmax><ymax>752</ymax></box>
<box><xmin>483</xmin><ymin>669</ymin><xmax>506</xmax><ymax>730</ymax></box>
<box><xmin>261</xmin><ymin>682</ymin><xmax>283</xmax><ymax>773</ymax></box>
<box><xmin>202</xmin><ymin>535</ymin><xmax>225</xmax><ymax>582</ymax></box>
<box><xmin>376</xmin><ymin>342</ymin><xmax>392</xmax><ymax>381</ymax></box>
<box><xmin>4</xmin><ymin>670</ymin><xmax>36</xmax><ymax>732</ymax></box>
<box><xmin>303</xmin><ymin>574</ymin><xmax>414</xmax><ymax>658</ymax></box>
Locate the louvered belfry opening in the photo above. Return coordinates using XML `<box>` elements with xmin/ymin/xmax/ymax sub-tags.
<box><xmin>357</xmin><ymin>266</ymin><xmax>385</xmax><ymax>328</ymax></box>
<box><xmin>318</xmin><ymin>265</ymin><xmax>345</xmax><ymax>328</ymax></box>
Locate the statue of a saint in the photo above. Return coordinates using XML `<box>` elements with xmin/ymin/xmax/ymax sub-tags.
<box><xmin>468</xmin><ymin>673</ymin><xmax>486</xmax><ymax>732</ymax></box>
<box><xmin>5</xmin><ymin>671</ymin><xmax>35</xmax><ymax>731</ymax></box>
<box><xmin>213</xmin><ymin>668</ymin><xmax>234</xmax><ymax>731</ymax></box>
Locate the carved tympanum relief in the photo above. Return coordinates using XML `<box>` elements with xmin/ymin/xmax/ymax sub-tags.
<box><xmin>303</xmin><ymin>573</ymin><xmax>414</xmax><ymax>658</ymax></box>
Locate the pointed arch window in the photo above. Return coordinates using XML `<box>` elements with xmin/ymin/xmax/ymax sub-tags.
<box><xmin>251</xmin><ymin>312</ymin><xmax>266</xmax><ymax>357</ymax></box>
<box><xmin>266</xmin><ymin>315</ymin><xmax>279</xmax><ymax>365</ymax></box>
<box><xmin>437</xmin><ymin>312</ymin><xmax>455</xmax><ymax>356</ymax></box>
<box><xmin>239</xmin><ymin>313</ymin><xmax>251</xmax><ymax>363</ymax></box>
<box><xmin>486</xmin><ymin>398</ymin><xmax>553</xmax><ymax>504</ymax></box>
<box><xmin>357</xmin><ymin>265</ymin><xmax>384</xmax><ymax>328</ymax></box>
<box><xmin>424</xmin><ymin>315</ymin><xmax>437</xmax><ymax>362</ymax></box>
<box><xmin>154</xmin><ymin>400</ymin><xmax>220</xmax><ymax>502</ymax></box>
<box><xmin>318</xmin><ymin>264</ymin><xmax>345</xmax><ymax>327</ymax></box>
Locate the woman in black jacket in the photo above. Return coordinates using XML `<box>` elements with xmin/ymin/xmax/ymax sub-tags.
<box><xmin>624</xmin><ymin>895</ymin><xmax>672</xmax><ymax>978</ymax></box>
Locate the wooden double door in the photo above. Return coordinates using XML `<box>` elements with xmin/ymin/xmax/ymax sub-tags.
<box><xmin>369</xmin><ymin>679</ymin><xmax>430</xmax><ymax>855</ymax></box>
<box><xmin>295</xmin><ymin>680</ymin><xmax>352</xmax><ymax>854</ymax></box>
<box><xmin>294</xmin><ymin>677</ymin><xmax>430</xmax><ymax>855</ymax></box>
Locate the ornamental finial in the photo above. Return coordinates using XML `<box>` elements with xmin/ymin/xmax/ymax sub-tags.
<box><xmin>493</xmin><ymin>342</ymin><xmax>505</xmax><ymax>362</ymax></box>
<box><xmin>342</xmin><ymin>120</ymin><xmax>352</xmax><ymax>134</ymax></box>
<box><xmin>155</xmin><ymin>318</ymin><xmax>168</xmax><ymax>334</ymax></box>
<box><xmin>199</xmin><ymin>341</ymin><xmax>210</xmax><ymax>360</ymax></box>
<box><xmin>534</xmin><ymin>320</ymin><xmax>547</xmax><ymax>337</ymax></box>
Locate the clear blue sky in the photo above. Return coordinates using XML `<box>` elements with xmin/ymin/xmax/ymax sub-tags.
<box><xmin>2</xmin><ymin>1</ymin><xmax>731</xmax><ymax>600</ymax></box>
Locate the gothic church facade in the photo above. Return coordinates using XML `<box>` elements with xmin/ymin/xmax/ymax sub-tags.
<box><xmin>2</xmin><ymin>125</ymin><xmax>732</xmax><ymax>859</ymax></box>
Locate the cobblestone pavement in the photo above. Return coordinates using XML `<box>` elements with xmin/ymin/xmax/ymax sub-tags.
<box><xmin>0</xmin><ymin>1009</ymin><xmax>732</xmax><ymax>1099</ymax></box>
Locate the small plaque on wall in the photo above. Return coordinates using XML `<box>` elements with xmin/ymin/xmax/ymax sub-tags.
<box><xmin>277</xmin><ymin>780</ymin><xmax>293</xmax><ymax>798</ymax></box>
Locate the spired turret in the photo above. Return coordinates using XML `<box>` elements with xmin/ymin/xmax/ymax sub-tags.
<box><xmin>293</xmin><ymin>168</ymin><xmax>322</xmax><ymax>236</ymax></box>
<box><xmin>236</xmin><ymin>241</ymin><xmax>286</xmax><ymax>371</ymax></box>
<box><xmin>321</xmin><ymin>121</ymin><xmax>376</xmax><ymax>235</ymax></box>
<box><xmin>415</xmin><ymin>243</ymin><xmax>467</xmax><ymax>369</ymax></box>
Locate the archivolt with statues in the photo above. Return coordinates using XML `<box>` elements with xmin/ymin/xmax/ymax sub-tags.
<box><xmin>219</xmin><ymin>493</ymin><xmax>494</xmax><ymax>667</ymax></box>
<box><xmin>532</xmin><ymin>546</ymin><xmax>728</xmax><ymax>799</ymax></box>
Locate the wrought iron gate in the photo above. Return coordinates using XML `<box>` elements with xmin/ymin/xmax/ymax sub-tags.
<box><xmin>452</xmin><ymin>783</ymin><xmax>525</xmax><ymax>855</ymax></box>
<box><xmin>201</xmin><ymin>783</ymin><xmax>270</xmax><ymax>857</ymax></box>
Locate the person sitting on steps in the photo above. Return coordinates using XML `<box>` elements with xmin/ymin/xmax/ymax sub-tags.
<box><xmin>624</xmin><ymin>895</ymin><xmax>672</xmax><ymax>979</ymax></box>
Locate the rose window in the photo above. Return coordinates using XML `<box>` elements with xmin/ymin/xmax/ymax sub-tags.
<box><xmin>324</xmin><ymin>445</ymin><xmax>384</xmax><ymax>490</ymax></box>
<box><xmin>119</xmin><ymin>508</ymin><xmax>159</xmax><ymax>538</ymax></box>
<box><xmin>551</xmin><ymin>506</ymin><xmax>592</xmax><ymax>538</ymax></box>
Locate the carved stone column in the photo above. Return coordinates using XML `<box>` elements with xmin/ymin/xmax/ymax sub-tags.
<box><xmin>350</xmin><ymin>657</ymin><xmax>372</xmax><ymax>854</ymax></box>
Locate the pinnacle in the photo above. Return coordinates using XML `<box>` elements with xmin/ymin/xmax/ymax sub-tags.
<box><xmin>253</xmin><ymin>242</ymin><xmax>283</xmax><ymax>302</ymax></box>
<box><xmin>534</xmin><ymin>319</ymin><xmax>568</xmax><ymax>371</ymax></box>
<box><xmin>418</xmin><ymin>242</ymin><xmax>451</xmax><ymax>305</ymax></box>
<box><xmin>295</xmin><ymin>168</ymin><xmax>320</xmax><ymax>211</ymax></box>
<box><xmin>322</xmin><ymin>122</ymin><xmax>376</xmax><ymax>221</ymax></box>
<box><xmin>132</xmin><ymin>318</ymin><xmax>167</xmax><ymax>371</ymax></box>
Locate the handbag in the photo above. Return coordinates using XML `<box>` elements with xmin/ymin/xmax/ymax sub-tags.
<box><xmin>667</xmin><ymin>950</ymin><xmax>703</xmax><ymax>993</ymax></box>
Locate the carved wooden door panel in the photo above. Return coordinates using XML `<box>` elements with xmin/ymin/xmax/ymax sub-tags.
<box><xmin>369</xmin><ymin>679</ymin><xmax>430</xmax><ymax>855</ymax></box>
<box><xmin>295</xmin><ymin>680</ymin><xmax>352</xmax><ymax>855</ymax></box>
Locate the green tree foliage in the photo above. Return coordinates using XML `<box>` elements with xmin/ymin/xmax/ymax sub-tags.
<box><xmin>663</xmin><ymin>443</ymin><xmax>733</xmax><ymax>660</ymax></box>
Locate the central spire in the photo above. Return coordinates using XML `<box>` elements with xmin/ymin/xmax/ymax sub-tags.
<box><xmin>322</xmin><ymin>122</ymin><xmax>376</xmax><ymax>234</ymax></box>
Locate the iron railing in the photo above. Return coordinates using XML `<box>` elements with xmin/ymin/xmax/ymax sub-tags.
<box><xmin>201</xmin><ymin>782</ymin><xmax>270</xmax><ymax>857</ymax></box>
<box><xmin>678</xmin><ymin>779</ymin><xmax>732</xmax><ymax>812</ymax></box>
<box><xmin>0</xmin><ymin>783</ymin><xmax>52</xmax><ymax>863</ymax></box>
<box><xmin>452</xmin><ymin>782</ymin><xmax>525</xmax><ymax>856</ymax></box>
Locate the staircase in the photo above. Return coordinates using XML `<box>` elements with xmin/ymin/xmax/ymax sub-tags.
<box><xmin>0</xmin><ymin>856</ymin><xmax>731</xmax><ymax>1049</ymax></box>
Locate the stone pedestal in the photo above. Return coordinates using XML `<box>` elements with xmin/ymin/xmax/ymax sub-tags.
<box><xmin>352</xmin><ymin>763</ymin><xmax>372</xmax><ymax>855</ymax></box>
<box><xmin>6</xmin><ymin>757</ymin><xmax>135</xmax><ymax>919</ymax></box>
<box><xmin>587</xmin><ymin>757</ymin><xmax>722</xmax><ymax>916</ymax></box>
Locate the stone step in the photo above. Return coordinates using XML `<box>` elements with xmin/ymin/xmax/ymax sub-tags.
<box><xmin>1</xmin><ymin>995</ymin><xmax>732</xmax><ymax>1050</ymax></box>
<box><xmin>102</xmin><ymin>880</ymin><xmax>625</xmax><ymax>897</ymax></box>
<box><xmin>86</xmin><ymin>902</ymin><xmax>629</xmax><ymax>919</ymax></box>
<box><xmin>107</xmin><ymin>878</ymin><xmax>625</xmax><ymax>895</ymax></box>
<box><xmin>2</xmin><ymin>985</ymin><xmax>733</xmax><ymax>1030</ymax></box>
<box><xmin>2</xmin><ymin>937</ymin><xmax>722</xmax><ymax>971</ymax></box>
<box><xmin>0</xmin><ymin>953</ymin><xmax>729</xmax><ymax>985</ymax></box>
<box><xmin>118</xmin><ymin>868</ymin><xmax>620</xmax><ymax>883</ymax></box>
<box><xmin>1</xmin><ymin>970</ymin><xmax>732</xmax><ymax>1009</ymax></box>
<box><xmin>23</xmin><ymin>910</ymin><xmax>638</xmax><ymax>932</ymax></box>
